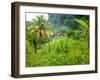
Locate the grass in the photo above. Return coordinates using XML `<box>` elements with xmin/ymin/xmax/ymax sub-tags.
<box><xmin>26</xmin><ymin>35</ymin><xmax>89</xmax><ymax>67</ymax></box>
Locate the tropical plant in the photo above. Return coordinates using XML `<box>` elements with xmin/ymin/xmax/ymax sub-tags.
<box><xmin>26</xmin><ymin>15</ymin><xmax>89</xmax><ymax>67</ymax></box>
<box><xmin>30</xmin><ymin>15</ymin><xmax>53</xmax><ymax>52</ymax></box>
<box><xmin>74</xmin><ymin>18</ymin><xmax>89</xmax><ymax>40</ymax></box>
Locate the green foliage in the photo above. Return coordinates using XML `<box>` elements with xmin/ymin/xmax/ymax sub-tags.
<box><xmin>74</xmin><ymin>18</ymin><xmax>89</xmax><ymax>32</ymax></box>
<box><xmin>74</xmin><ymin>18</ymin><xmax>89</xmax><ymax>40</ymax></box>
<box><xmin>26</xmin><ymin>36</ymin><xmax>89</xmax><ymax>67</ymax></box>
<box><xmin>65</xmin><ymin>18</ymin><xmax>89</xmax><ymax>40</ymax></box>
<box><xmin>26</xmin><ymin>15</ymin><xmax>89</xmax><ymax>67</ymax></box>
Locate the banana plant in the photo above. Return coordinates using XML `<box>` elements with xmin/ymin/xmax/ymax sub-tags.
<box><xmin>74</xmin><ymin>18</ymin><xmax>89</xmax><ymax>40</ymax></box>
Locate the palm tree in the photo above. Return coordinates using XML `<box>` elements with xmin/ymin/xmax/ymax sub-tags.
<box><xmin>30</xmin><ymin>15</ymin><xmax>53</xmax><ymax>53</ymax></box>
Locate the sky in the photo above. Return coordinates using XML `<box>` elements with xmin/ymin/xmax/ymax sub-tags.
<box><xmin>26</xmin><ymin>13</ymin><xmax>49</xmax><ymax>21</ymax></box>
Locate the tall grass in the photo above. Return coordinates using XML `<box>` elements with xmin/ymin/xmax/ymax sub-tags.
<box><xmin>26</xmin><ymin>35</ymin><xmax>89</xmax><ymax>67</ymax></box>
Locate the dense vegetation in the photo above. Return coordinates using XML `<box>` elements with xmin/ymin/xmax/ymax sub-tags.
<box><xmin>26</xmin><ymin>14</ymin><xmax>89</xmax><ymax>67</ymax></box>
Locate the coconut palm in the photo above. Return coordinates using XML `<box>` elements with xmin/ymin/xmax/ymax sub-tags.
<box><xmin>30</xmin><ymin>15</ymin><xmax>53</xmax><ymax>53</ymax></box>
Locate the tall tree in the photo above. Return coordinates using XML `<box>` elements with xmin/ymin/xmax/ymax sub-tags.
<box><xmin>31</xmin><ymin>15</ymin><xmax>53</xmax><ymax>52</ymax></box>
